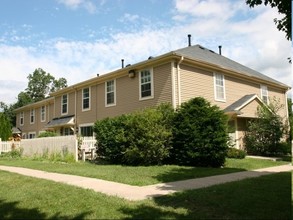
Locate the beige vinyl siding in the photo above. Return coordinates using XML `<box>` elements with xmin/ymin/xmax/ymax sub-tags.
<box><xmin>180</xmin><ymin>64</ymin><xmax>214</xmax><ymax>104</ymax></box>
<box><xmin>238</xmin><ymin>99</ymin><xmax>262</xmax><ymax>118</ymax></box>
<box><xmin>95</xmin><ymin>63</ymin><xmax>172</xmax><ymax>120</ymax></box>
<box><xmin>76</xmin><ymin>85</ymin><xmax>97</xmax><ymax>125</ymax></box>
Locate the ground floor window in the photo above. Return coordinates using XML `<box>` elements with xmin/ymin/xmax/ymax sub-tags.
<box><xmin>28</xmin><ymin>132</ymin><xmax>36</xmax><ymax>139</ymax></box>
<box><xmin>63</xmin><ymin>127</ymin><xmax>74</xmax><ymax>136</ymax></box>
<box><xmin>80</xmin><ymin>126</ymin><xmax>93</xmax><ymax>137</ymax></box>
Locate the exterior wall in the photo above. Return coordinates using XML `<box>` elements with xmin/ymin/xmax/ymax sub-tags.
<box><xmin>238</xmin><ymin>99</ymin><xmax>262</xmax><ymax>118</ymax></box>
<box><xmin>179</xmin><ymin>63</ymin><xmax>288</xmax><ymax>117</ymax></box>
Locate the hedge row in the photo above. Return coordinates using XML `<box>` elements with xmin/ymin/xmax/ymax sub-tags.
<box><xmin>94</xmin><ymin>97</ymin><xmax>229</xmax><ymax>167</ymax></box>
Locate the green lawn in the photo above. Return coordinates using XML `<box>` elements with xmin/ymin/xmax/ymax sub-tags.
<box><xmin>0</xmin><ymin>170</ymin><xmax>290</xmax><ymax>219</ymax></box>
<box><xmin>0</xmin><ymin>157</ymin><xmax>288</xmax><ymax>186</ymax></box>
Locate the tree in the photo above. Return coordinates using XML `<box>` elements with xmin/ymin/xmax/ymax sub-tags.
<box><xmin>0</xmin><ymin>112</ymin><xmax>12</xmax><ymax>141</ymax></box>
<box><xmin>25</xmin><ymin>68</ymin><xmax>67</xmax><ymax>102</ymax></box>
<box><xmin>246</xmin><ymin>0</ymin><xmax>291</xmax><ymax>41</ymax></box>
<box><xmin>170</xmin><ymin>97</ymin><xmax>229</xmax><ymax>167</ymax></box>
<box><xmin>244</xmin><ymin>98</ymin><xmax>288</xmax><ymax>155</ymax></box>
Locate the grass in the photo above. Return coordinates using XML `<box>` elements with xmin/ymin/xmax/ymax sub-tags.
<box><xmin>0</xmin><ymin>157</ymin><xmax>289</xmax><ymax>186</ymax></box>
<box><xmin>0</xmin><ymin>170</ymin><xmax>290</xmax><ymax>219</ymax></box>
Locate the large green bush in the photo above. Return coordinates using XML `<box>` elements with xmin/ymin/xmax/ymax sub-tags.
<box><xmin>244</xmin><ymin>98</ymin><xmax>287</xmax><ymax>156</ymax></box>
<box><xmin>94</xmin><ymin>104</ymin><xmax>174</xmax><ymax>165</ymax></box>
<box><xmin>170</xmin><ymin>97</ymin><xmax>229</xmax><ymax>167</ymax></box>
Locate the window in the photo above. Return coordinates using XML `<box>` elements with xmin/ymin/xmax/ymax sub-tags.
<box><xmin>28</xmin><ymin>132</ymin><xmax>36</xmax><ymax>139</ymax></box>
<box><xmin>260</xmin><ymin>85</ymin><xmax>269</xmax><ymax>104</ymax></box>
<box><xmin>64</xmin><ymin>127</ymin><xmax>74</xmax><ymax>136</ymax></box>
<box><xmin>30</xmin><ymin>109</ymin><xmax>35</xmax><ymax>124</ymax></box>
<box><xmin>61</xmin><ymin>94</ymin><xmax>68</xmax><ymax>115</ymax></box>
<box><xmin>82</xmin><ymin>87</ymin><xmax>90</xmax><ymax>110</ymax></box>
<box><xmin>139</xmin><ymin>69</ymin><xmax>153</xmax><ymax>100</ymax></box>
<box><xmin>214</xmin><ymin>73</ymin><xmax>226</xmax><ymax>101</ymax></box>
<box><xmin>106</xmin><ymin>80</ymin><xmax>116</xmax><ymax>106</ymax></box>
<box><xmin>41</xmin><ymin>106</ymin><xmax>46</xmax><ymax>122</ymax></box>
<box><xmin>20</xmin><ymin>112</ymin><xmax>24</xmax><ymax>126</ymax></box>
<box><xmin>80</xmin><ymin>126</ymin><xmax>93</xmax><ymax>137</ymax></box>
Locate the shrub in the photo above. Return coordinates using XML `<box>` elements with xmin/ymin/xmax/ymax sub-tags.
<box><xmin>94</xmin><ymin>104</ymin><xmax>174</xmax><ymax>165</ymax></box>
<box><xmin>38</xmin><ymin>131</ymin><xmax>58</xmax><ymax>138</ymax></box>
<box><xmin>227</xmin><ymin>148</ymin><xmax>246</xmax><ymax>159</ymax></box>
<box><xmin>244</xmin><ymin>98</ymin><xmax>288</xmax><ymax>156</ymax></box>
<box><xmin>0</xmin><ymin>148</ymin><xmax>23</xmax><ymax>158</ymax></box>
<box><xmin>170</xmin><ymin>97</ymin><xmax>229</xmax><ymax>167</ymax></box>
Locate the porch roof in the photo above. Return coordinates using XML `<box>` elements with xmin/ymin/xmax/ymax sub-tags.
<box><xmin>46</xmin><ymin>115</ymin><xmax>75</xmax><ymax>128</ymax></box>
<box><xmin>224</xmin><ymin>94</ymin><xmax>264</xmax><ymax>116</ymax></box>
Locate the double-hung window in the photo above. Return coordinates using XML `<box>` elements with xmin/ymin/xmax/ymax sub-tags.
<box><xmin>30</xmin><ymin>109</ymin><xmax>35</xmax><ymax>124</ymax></box>
<box><xmin>106</xmin><ymin>80</ymin><xmax>116</xmax><ymax>107</ymax></box>
<box><xmin>41</xmin><ymin>106</ymin><xmax>46</xmax><ymax>122</ymax></box>
<box><xmin>139</xmin><ymin>69</ymin><xmax>153</xmax><ymax>100</ymax></box>
<box><xmin>82</xmin><ymin>87</ymin><xmax>90</xmax><ymax>110</ymax></box>
<box><xmin>61</xmin><ymin>94</ymin><xmax>68</xmax><ymax>115</ymax></box>
<box><xmin>214</xmin><ymin>73</ymin><xmax>226</xmax><ymax>101</ymax></box>
<box><xmin>20</xmin><ymin>112</ymin><xmax>24</xmax><ymax>126</ymax></box>
<box><xmin>260</xmin><ymin>85</ymin><xmax>269</xmax><ymax>104</ymax></box>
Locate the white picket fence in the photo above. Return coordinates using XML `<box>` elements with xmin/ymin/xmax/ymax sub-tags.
<box><xmin>0</xmin><ymin>139</ymin><xmax>21</xmax><ymax>154</ymax></box>
<box><xmin>0</xmin><ymin>136</ymin><xmax>97</xmax><ymax>161</ymax></box>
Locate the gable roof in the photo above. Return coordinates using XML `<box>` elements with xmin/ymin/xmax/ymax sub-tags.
<box><xmin>224</xmin><ymin>94</ymin><xmax>265</xmax><ymax>116</ymax></box>
<box><xmin>173</xmin><ymin>45</ymin><xmax>289</xmax><ymax>89</ymax></box>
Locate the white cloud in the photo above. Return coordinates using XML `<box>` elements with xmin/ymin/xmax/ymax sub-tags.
<box><xmin>57</xmin><ymin>0</ymin><xmax>97</xmax><ymax>13</ymax></box>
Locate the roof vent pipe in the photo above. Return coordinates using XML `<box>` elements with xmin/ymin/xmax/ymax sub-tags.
<box><xmin>218</xmin><ymin>45</ymin><xmax>222</xmax><ymax>55</ymax></box>
<box><xmin>121</xmin><ymin>59</ymin><xmax>124</xmax><ymax>68</ymax></box>
<box><xmin>188</xmin><ymin>34</ymin><xmax>191</xmax><ymax>47</ymax></box>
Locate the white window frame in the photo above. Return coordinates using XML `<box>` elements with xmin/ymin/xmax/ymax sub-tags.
<box><xmin>214</xmin><ymin>73</ymin><xmax>226</xmax><ymax>102</ymax></box>
<box><xmin>139</xmin><ymin>68</ymin><xmax>154</xmax><ymax>100</ymax></box>
<box><xmin>61</xmin><ymin>94</ymin><xmax>68</xmax><ymax>115</ymax></box>
<box><xmin>79</xmin><ymin>123</ymin><xmax>94</xmax><ymax>137</ymax></box>
<box><xmin>82</xmin><ymin>87</ymin><xmax>91</xmax><ymax>111</ymax></box>
<box><xmin>105</xmin><ymin>79</ymin><xmax>116</xmax><ymax>107</ymax></box>
<box><xmin>40</xmin><ymin>106</ymin><xmax>46</xmax><ymax>122</ymax></box>
<box><xmin>20</xmin><ymin>111</ymin><xmax>24</xmax><ymax>126</ymax></box>
<box><xmin>260</xmin><ymin>85</ymin><xmax>269</xmax><ymax>104</ymax></box>
<box><xmin>30</xmin><ymin>109</ymin><xmax>35</xmax><ymax>124</ymax></box>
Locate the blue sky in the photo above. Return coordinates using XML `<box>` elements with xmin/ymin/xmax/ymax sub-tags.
<box><xmin>0</xmin><ymin>0</ymin><xmax>291</xmax><ymax>104</ymax></box>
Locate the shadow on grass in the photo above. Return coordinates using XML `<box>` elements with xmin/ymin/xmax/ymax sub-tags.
<box><xmin>153</xmin><ymin>166</ymin><xmax>246</xmax><ymax>183</ymax></box>
<box><xmin>120</xmin><ymin>172</ymin><xmax>291</xmax><ymax>220</ymax></box>
<box><xmin>0</xmin><ymin>199</ymin><xmax>91</xmax><ymax>220</ymax></box>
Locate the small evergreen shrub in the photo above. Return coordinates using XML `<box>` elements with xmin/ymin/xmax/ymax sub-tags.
<box><xmin>94</xmin><ymin>104</ymin><xmax>174</xmax><ymax>165</ymax></box>
<box><xmin>227</xmin><ymin>148</ymin><xmax>246</xmax><ymax>159</ymax></box>
<box><xmin>170</xmin><ymin>97</ymin><xmax>229</xmax><ymax>167</ymax></box>
<box><xmin>38</xmin><ymin>131</ymin><xmax>58</xmax><ymax>138</ymax></box>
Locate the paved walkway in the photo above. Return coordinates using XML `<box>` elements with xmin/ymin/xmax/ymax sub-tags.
<box><xmin>0</xmin><ymin>164</ymin><xmax>291</xmax><ymax>201</ymax></box>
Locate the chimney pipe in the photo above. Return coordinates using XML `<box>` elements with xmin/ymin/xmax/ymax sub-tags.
<box><xmin>218</xmin><ymin>45</ymin><xmax>222</xmax><ymax>55</ymax></box>
<box><xmin>188</xmin><ymin>34</ymin><xmax>191</xmax><ymax>47</ymax></box>
<box><xmin>121</xmin><ymin>59</ymin><xmax>124</xmax><ymax>68</ymax></box>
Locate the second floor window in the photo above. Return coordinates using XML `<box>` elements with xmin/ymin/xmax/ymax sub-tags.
<box><xmin>139</xmin><ymin>69</ymin><xmax>153</xmax><ymax>100</ymax></box>
<box><xmin>106</xmin><ymin>80</ymin><xmax>116</xmax><ymax>106</ymax></box>
<box><xmin>41</xmin><ymin>106</ymin><xmax>46</xmax><ymax>122</ymax></box>
<box><xmin>62</xmin><ymin>94</ymin><xmax>68</xmax><ymax>114</ymax></box>
<box><xmin>20</xmin><ymin>112</ymin><xmax>24</xmax><ymax>126</ymax></box>
<box><xmin>214</xmin><ymin>73</ymin><xmax>226</xmax><ymax>101</ymax></box>
<box><xmin>83</xmin><ymin>87</ymin><xmax>90</xmax><ymax>110</ymax></box>
<box><xmin>30</xmin><ymin>109</ymin><xmax>35</xmax><ymax>124</ymax></box>
<box><xmin>261</xmin><ymin>85</ymin><xmax>269</xmax><ymax>104</ymax></box>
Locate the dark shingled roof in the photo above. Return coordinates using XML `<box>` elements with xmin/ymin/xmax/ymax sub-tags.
<box><xmin>46</xmin><ymin>115</ymin><xmax>75</xmax><ymax>128</ymax></box>
<box><xmin>173</xmin><ymin>45</ymin><xmax>288</xmax><ymax>88</ymax></box>
<box><xmin>224</xmin><ymin>94</ymin><xmax>259</xmax><ymax>113</ymax></box>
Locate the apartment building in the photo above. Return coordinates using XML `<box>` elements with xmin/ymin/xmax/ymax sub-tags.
<box><xmin>15</xmin><ymin>43</ymin><xmax>290</xmax><ymax>149</ymax></box>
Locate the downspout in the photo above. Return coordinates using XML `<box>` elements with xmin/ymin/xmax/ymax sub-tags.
<box><xmin>171</xmin><ymin>61</ymin><xmax>176</xmax><ymax>109</ymax></box>
<box><xmin>177</xmin><ymin>56</ymin><xmax>184</xmax><ymax>106</ymax></box>
<box><xmin>74</xmin><ymin>89</ymin><xmax>77</xmax><ymax>135</ymax></box>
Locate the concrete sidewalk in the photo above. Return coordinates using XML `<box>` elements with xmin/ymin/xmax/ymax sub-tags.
<box><xmin>0</xmin><ymin>164</ymin><xmax>291</xmax><ymax>201</ymax></box>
